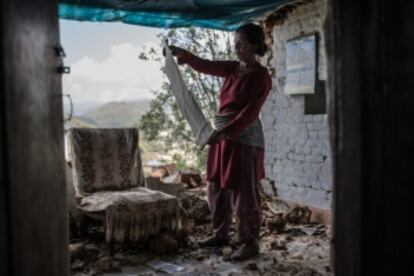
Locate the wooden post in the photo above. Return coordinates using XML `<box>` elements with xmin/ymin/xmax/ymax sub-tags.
<box><xmin>0</xmin><ymin>0</ymin><xmax>69</xmax><ymax>275</ymax></box>
<box><xmin>327</xmin><ymin>0</ymin><xmax>414</xmax><ymax>275</ymax></box>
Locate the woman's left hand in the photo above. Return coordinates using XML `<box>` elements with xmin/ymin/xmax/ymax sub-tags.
<box><xmin>163</xmin><ymin>45</ymin><xmax>187</xmax><ymax>65</ymax></box>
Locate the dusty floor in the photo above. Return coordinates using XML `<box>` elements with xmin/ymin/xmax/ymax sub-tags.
<box><xmin>70</xmin><ymin>188</ymin><xmax>332</xmax><ymax>276</ymax></box>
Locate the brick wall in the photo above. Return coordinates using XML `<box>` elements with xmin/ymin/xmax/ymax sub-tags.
<box><xmin>261</xmin><ymin>0</ymin><xmax>332</xmax><ymax>209</ymax></box>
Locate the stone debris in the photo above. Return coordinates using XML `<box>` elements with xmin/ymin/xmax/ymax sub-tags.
<box><xmin>296</xmin><ymin>267</ymin><xmax>322</xmax><ymax>276</ymax></box>
<box><xmin>69</xmin><ymin>180</ymin><xmax>331</xmax><ymax>276</ymax></box>
<box><xmin>150</xmin><ymin>167</ymin><xmax>169</xmax><ymax>179</ymax></box>
<box><xmin>83</xmin><ymin>243</ymin><xmax>99</xmax><ymax>254</ymax></box>
<box><xmin>146</xmin><ymin>175</ymin><xmax>184</xmax><ymax>196</ymax></box>
<box><xmin>178</xmin><ymin>168</ymin><xmax>204</xmax><ymax>187</ymax></box>
<box><xmin>95</xmin><ymin>256</ymin><xmax>118</xmax><ymax>273</ymax></box>
<box><xmin>161</xmin><ymin>173</ymin><xmax>180</xmax><ymax>184</ymax></box>
<box><xmin>221</xmin><ymin>246</ymin><xmax>233</xmax><ymax>261</ymax></box>
<box><xmin>296</xmin><ymin>224</ymin><xmax>326</xmax><ymax>236</ymax></box>
<box><xmin>284</xmin><ymin>206</ymin><xmax>312</xmax><ymax>224</ymax></box>
<box><xmin>266</xmin><ymin>199</ymin><xmax>290</xmax><ymax>214</ymax></box>
<box><xmin>193</xmin><ymin>248</ymin><xmax>212</xmax><ymax>261</ymax></box>
<box><xmin>137</xmin><ymin>272</ymin><xmax>156</xmax><ymax>276</ymax></box>
<box><xmin>266</xmin><ymin>213</ymin><xmax>287</xmax><ymax>233</ymax></box>
<box><xmin>178</xmin><ymin>191</ymin><xmax>210</xmax><ymax>223</ymax></box>
<box><xmin>145</xmin><ymin>161</ymin><xmax>172</xmax><ymax>179</ymax></box>
<box><xmin>69</xmin><ymin>242</ymin><xmax>86</xmax><ymax>261</ymax></box>
<box><xmin>146</xmin><ymin>258</ymin><xmax>184</xmax><ymax>274</ymax></box>
<box><xmin>71</xmin><ymin>259</ymin><xmax>85</xmax><ymax>271</ymax></box>
<box><xmin>268</xmin><ymin>239</ymin><xmax>288</xmax><ymax>251</ymax></box>
<box><xmin>145</xmin><ymin>166</ymin><xmax>205</xmax><ymax>195</ymax></box>
<box><xmin>245</xmin><ymin>262</ymin><xmax>259</xmax><ymax>271</ymax></box>
<box><xmin>164</xmin><ymin>163</ymin><xmax>177</xmax><ymax>176</ymax></box>
<box><xmin>146</xmin><ymin>164</ymin><xmax>204</xmax><ymax>189</ymax></box>
<box><xmin>260</xmin><ymin>178</ymin><xmax>278</xmax><ymax>197</ymax></box>
<box><xmin>159</xmin><ymin>168</ymin><xmax>205</xmax><ymax>189</ymax></box>
<box><xmin>149</xmin><ymin>231</ymin><xmax>178</xmax><ymax>254</ymax></box>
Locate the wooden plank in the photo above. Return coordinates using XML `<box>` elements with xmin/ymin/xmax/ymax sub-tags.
<box><xmin>375</xmin><ymin>1</ymin><xmax>414</xmax><ymax>274</ymax></box>
<box><xmin>1</xmin><ymin>0</ymin><xmax>69</xmax><ymax>275</ymax></box>
<box><xmin>0</xmin><ymin>27</ymin><xmax>10</xmax><ymax>276</ymax></box>
<box><xmin>326</xmin><ymin>1</ymin><xmax>363</xmax><ymax>274</ymax></box>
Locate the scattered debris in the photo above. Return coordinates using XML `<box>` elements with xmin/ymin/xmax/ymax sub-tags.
<box><xmin>95</xmin><ymin>256</ymin><xmax>118</xmax><ymax>273</ymax></box>
<box><xmin>145</xmin><ymin>163</ymin><xmax>204</xmax><ymax>189</ymax></box>
<box><xmin>150</xmin><ymin>167</ymin><xmax>169</xmax><ymax>179</ymax></box>
<box><xmin>284</xmin><ymin>206</ymin><xmax>312</xmax><ymax>224</ymax></box>
<box><xmin>149</xmin><ymin>231</ymin><xmax>178</xmax><ymax>254</ymax></box>
<box><xmin>178</xmin><ymin>191</ymin><xmax>210</xmax><ymax>222</ymax></box>
<box><xmin>146</xmin><ymin>259</ymin><xmax>184</xmax><ymax>274</ymax></box>
<box><xmin>266</xmin><ymin>213</ymin><xmax>286</xmax><ymax>233</ymax></box>
<box><xmin>266</xmin><ymin>199</ymin><xmax>290</xmax><ymax>214</ymax></box>
<box><xmin>295</xmin><ymin>224</ymin><xmax>326</xmax><ymax>236</ymax></box>
<box><xmin>68</xmin><ymin>176</ymin><xmax>331</xmax><ymax>276</ymax></box>
<box><xmin>187</xmin><ymin>248</ymin><xmax>212</xmax><ymax>261</ymax></box>
<box><xmin>161</xmin><ymin>173</ymin><xmax>180</xmax><ymax>184</ymax></box>
<box><xmin>269</xmin><ymin>239</ymin><xmax>287</xmax><ymax>251</ymax></box>
<box><xmin>145</xmin><ymin>176</ymin><xmax>163</xmax><ymax>185</ymax></box>
<box><xmin>137</xmin><ymin>272</ymin><xmax>156</xmax><ymax>276</ymax></box>
<box><xmin>83</xmin><ymin>243</ymin><xmax>99</xmax><ymax>260</ymax></box>
<box><xmin>69</xmin><ymin>242</ymin><xmax>85</xmax><ymax>261</ymax></box>
<box><xmin>178</xmin><ymin>168</ymin><xmax>204</xmax><ymax>188</ymax></box>
<box><xmin>145</xmin><ymin>160</ymin><xmax>169</xmax><ymax>178</ymax></box>
<box><xmin>260</xmin><ymin>178</ymin><xmax>278</xmax><ymax>197</ymax></box>
<box><xmin>221</xmin><ymin>246</ymin><xmax>233</xmax><ymax>261</ymax></box>
<box><xmin>296</xmin><ymin>267</ymin><xmax>322</xmax><ymax>276</ymax></box>
<box><xmin>71</xmin><ymin>259</ymin><xmax>85</xmax><ymax>271</ymax></box>
<box><xmin>245</xmin><ymin>262</ymin><xmax>259</xmax><ymax>271</ymax></box>
<box><xmin>145</xmin><ymin>166</ymin><xmax>205</xmax><ymax>195</ymax></box>
<box><xmin>164</xmin><ymin>163</ymin><xmax>177</xmax><ymax>176</ymax></box>
<box><xmin>146</xmin><ymin>176</ymin><xmax>184</xmax><ymax>196</ymax></box>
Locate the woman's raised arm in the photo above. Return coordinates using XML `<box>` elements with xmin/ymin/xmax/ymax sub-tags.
<box><xmin>169</xmin><ymin>45</ymin><xmax>237</xmax><ymax>78</ymax></box>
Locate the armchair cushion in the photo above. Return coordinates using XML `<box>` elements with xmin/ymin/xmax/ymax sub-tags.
<box><xmin>78</xmin><ymin>187</ymin><xmax>186</xmax><ymax>242</ymax></box>
<box><xmin>68</xmin><ymin>128</ymin><xmax>144</xmax><ymax>195</ymax></box>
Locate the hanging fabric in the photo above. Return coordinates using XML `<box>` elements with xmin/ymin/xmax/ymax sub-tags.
<box><xmin>164</xmin><ymin>44</ymin><xmax>215</xmax><ymax>149</ymax></box>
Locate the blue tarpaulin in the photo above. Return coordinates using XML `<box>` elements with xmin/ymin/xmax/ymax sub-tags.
<box><xmin>58</xmin><ymin>0</ymin><xmax>291</xmax><ymax>30</ymax></box>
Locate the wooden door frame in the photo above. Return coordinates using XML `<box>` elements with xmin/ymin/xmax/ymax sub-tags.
<box><xmin>327</xmin><ymin>0</ymin><xmax>414</xmax><ymax>275</ymax></box>
<box><xmin>0</xmin><ymin>0</ymin><xmax>69</xmax><ymax>275</ymax></box>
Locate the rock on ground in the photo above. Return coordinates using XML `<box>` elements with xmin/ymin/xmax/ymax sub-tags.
<box><xmin>178</xmin><ymin>191</ymin><xmax>210</xmax><ymax>222</ymax></box>
<box><xmin>149</xmin><ymin>231</ymin><xmax>178</xmax><ymax>254</ymax></box>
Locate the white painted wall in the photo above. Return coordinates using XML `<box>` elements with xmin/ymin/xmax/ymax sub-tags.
<box><xmin>261</xmin><ymin>0</ymin><xmax>332</xmax><ymax>209</ymax></box>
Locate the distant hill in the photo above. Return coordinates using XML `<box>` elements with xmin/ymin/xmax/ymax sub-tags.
<box><xmin>63</xmin><ymin>101</ymin><xmax>102</xmax><ymax>117</ymax></box>
<box><xmin>80</xmin><ymin>99</ymin><xmax>152</xmax><ymax>128</ymax></box>
<box><xmin>66</xmin><ymin>116</ymin><xmax>97</xmax><ymax>128</ymax></box>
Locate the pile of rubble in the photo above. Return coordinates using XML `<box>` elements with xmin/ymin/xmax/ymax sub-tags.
<box><xmin>177</xmin><ymin>191</ymin><xmax>210</xmax><ymax>223</ymax></box>
<box><xmin>145</xmin><ymin>163</ymin><xmax>207</xmax><ymax>196</ymax></box>
<box><xmin>69</xmin><ymin>170</ymin><xmax>332</xmax><ymax>276</ymax></box>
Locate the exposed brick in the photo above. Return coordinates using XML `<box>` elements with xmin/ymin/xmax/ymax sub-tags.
<box><xmin>261</xmin><ymin>0</ymin><xmax>331</xmax><ymax>209</ymax></box>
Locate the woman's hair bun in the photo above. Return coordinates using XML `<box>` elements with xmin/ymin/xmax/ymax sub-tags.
<box><xmin>257</xmin><ymin>43</ymin><xmax>268</xmax><ymax>57</ymax></box>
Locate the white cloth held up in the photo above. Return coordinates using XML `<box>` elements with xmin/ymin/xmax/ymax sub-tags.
<box><xmin>164</xmin><ymin>45</ymin><xmax>215</xmax><ymax>149</ymax></box>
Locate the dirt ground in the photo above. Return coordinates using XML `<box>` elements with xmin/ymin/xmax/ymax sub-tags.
<box><xmin>70</xmin><ymin>187</ymin><xmax>332</xmax><ymax>276</ymax></box>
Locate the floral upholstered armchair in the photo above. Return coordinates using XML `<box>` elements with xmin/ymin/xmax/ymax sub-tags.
<box><xmin>67</xmin><ymin>128</ymin><xmax>188</xmax><ymax>250</ymax></box>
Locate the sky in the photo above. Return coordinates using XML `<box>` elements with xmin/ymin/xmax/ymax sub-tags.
<box><xmin>59</xmin><ymin>20</ymin><xmax>165</xmax><ymax>106</ymax></box>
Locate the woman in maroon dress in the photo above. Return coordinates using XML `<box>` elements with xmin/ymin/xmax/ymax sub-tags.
<box><xmin>170</xmin><ymin>23</ymin><xmax>272</xmax><ymax>261</ymax></box>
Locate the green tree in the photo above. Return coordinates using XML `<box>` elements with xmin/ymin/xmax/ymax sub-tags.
<box><xmin>139</xmin><ymin>27</ymin><xmax>235</xmax><ymax>170</ymax></box>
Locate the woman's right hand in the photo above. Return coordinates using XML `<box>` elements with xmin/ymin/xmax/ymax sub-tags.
<box><xmin>207</xmin><ymin>130</ymin><xmax>226</xmax><ymax>145</ymax></box>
